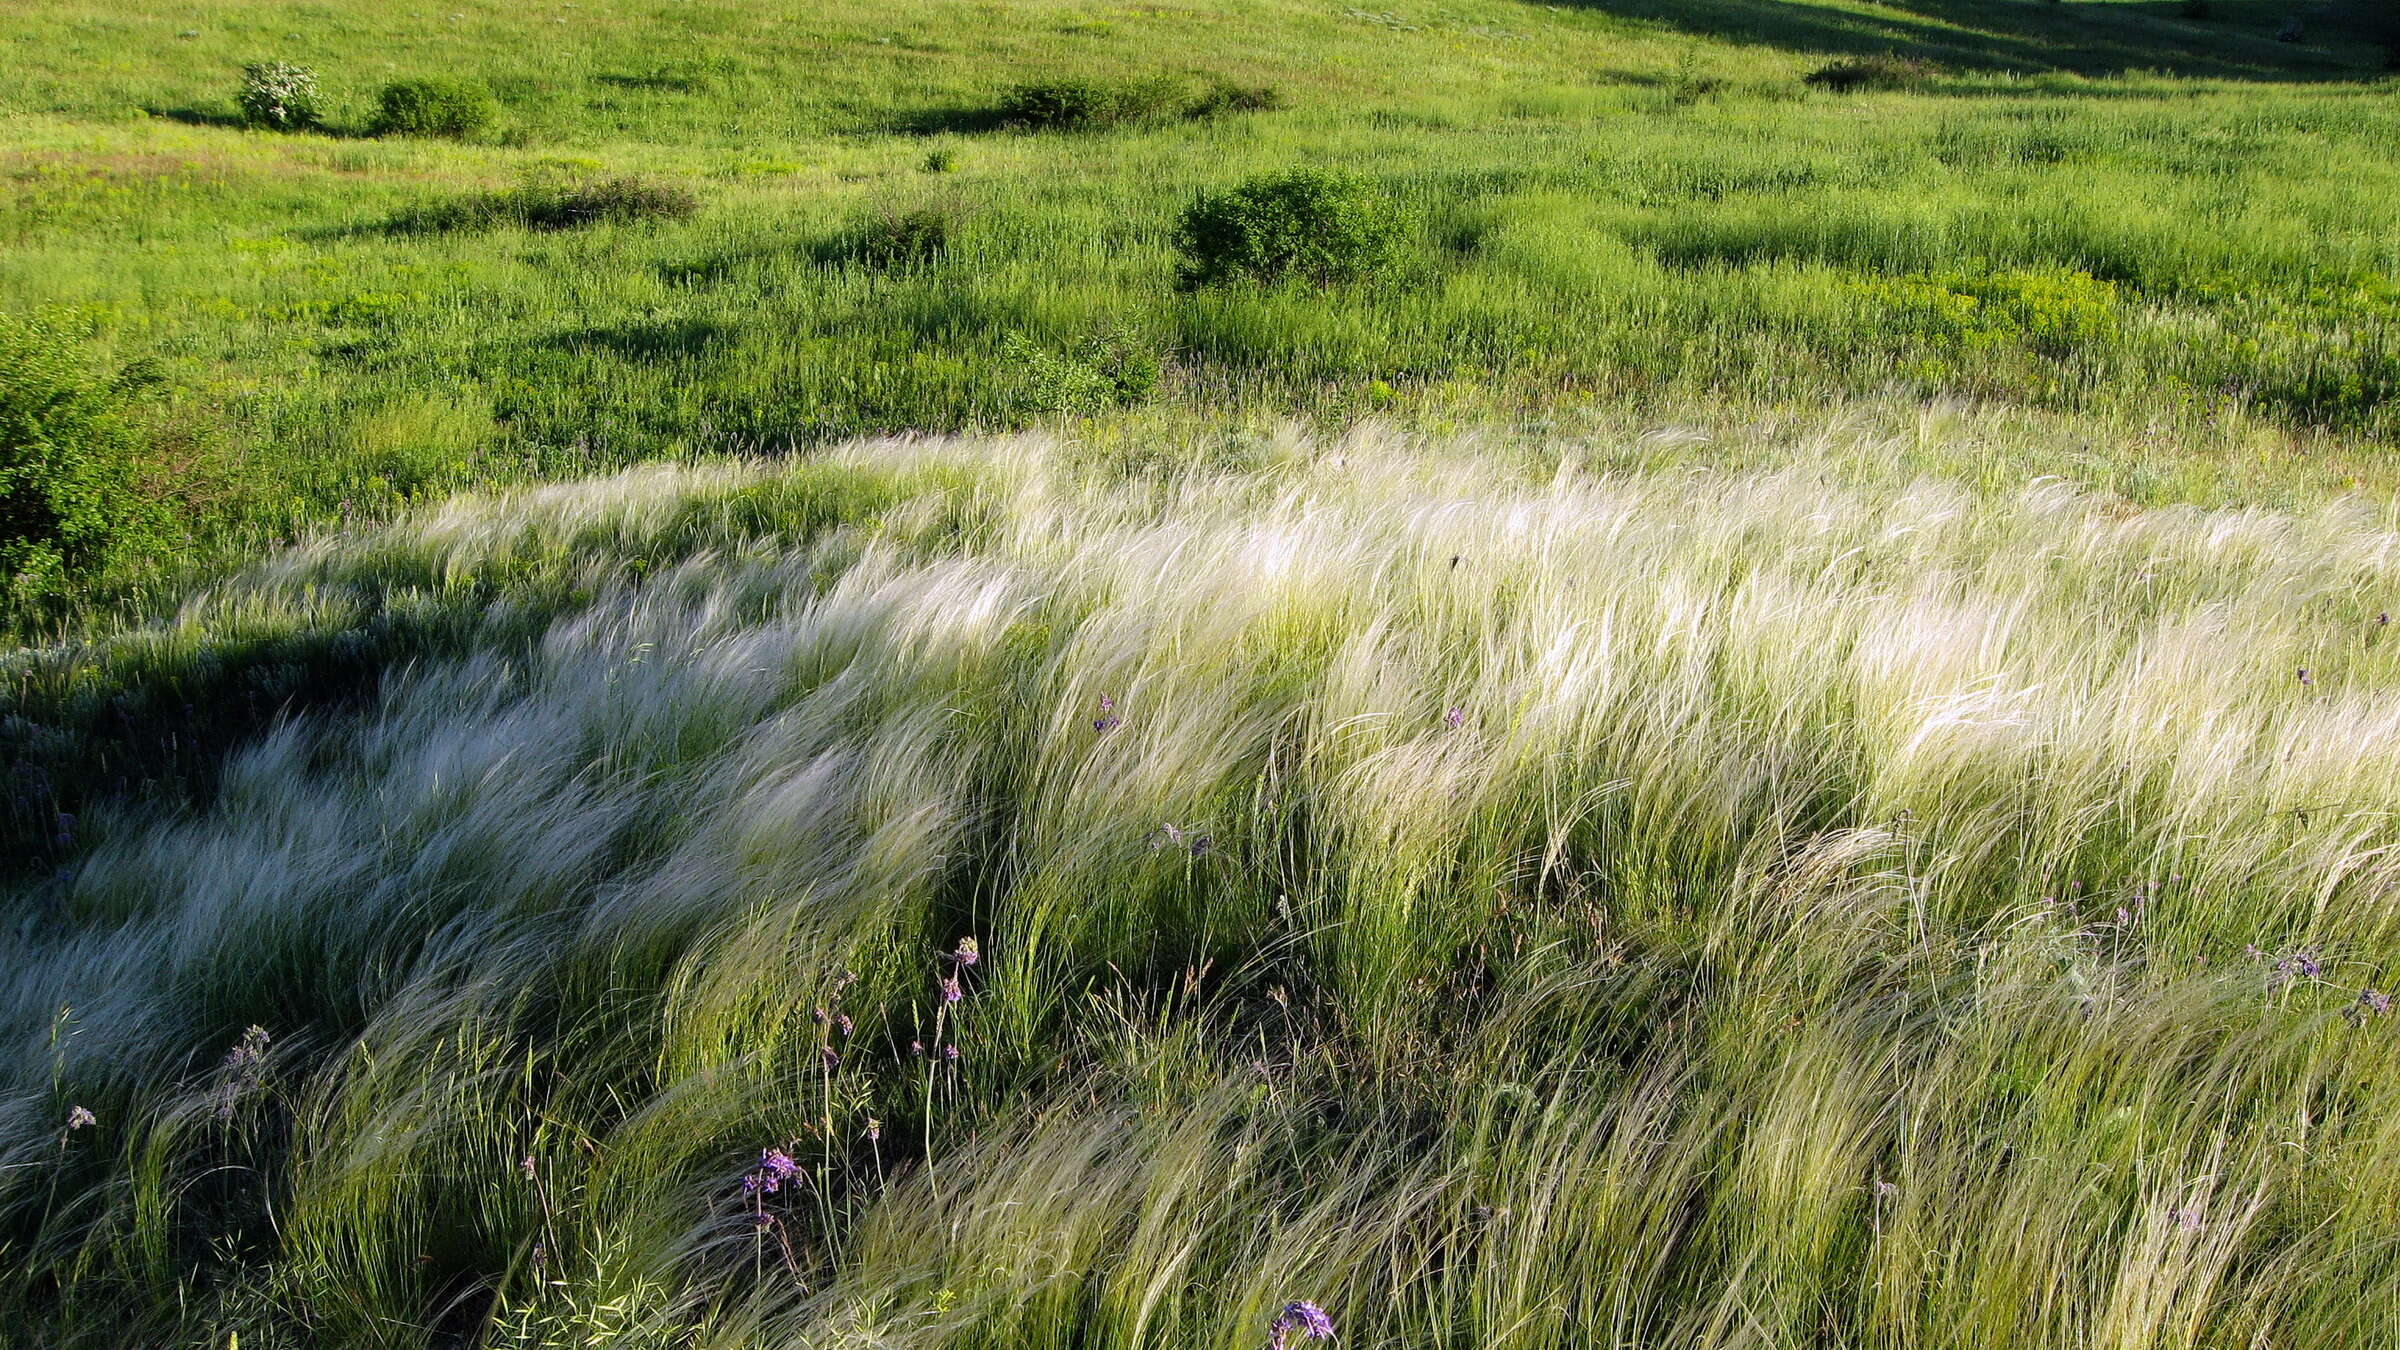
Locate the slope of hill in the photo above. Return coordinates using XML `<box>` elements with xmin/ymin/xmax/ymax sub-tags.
<box><xmin>3</xmin><ymin>0</ymin><xmax>2397</xmax><ymax>625</ymax></box>
<box><xmin>7</xmin><ymin>3</ymin><xmax>2400</xmax><ymax>1346</ymax></box>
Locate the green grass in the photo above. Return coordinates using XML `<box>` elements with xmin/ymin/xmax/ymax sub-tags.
<box><xmin>9</xmin><ymin>425</ymin><xmax>2400</xmax><ymax>1347</ymax></box>
<box><xmin>2</xmin><ymin>0</ymin><xmax>2398</xmax><ymax>619</ymax></box>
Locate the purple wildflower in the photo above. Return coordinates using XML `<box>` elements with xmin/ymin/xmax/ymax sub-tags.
<box><xmin>744</xmin><ymin>1148</ymin><xmax>801</xmax><ymax>1195</ymax></box>
<box><xmin>910</xmin><ymin>1039</ymin><xmax>925</xmax><ymax>1057</ymax></box>
<box><xmin>1094</xmin><ymin>693</ymin><xmax>1121</xmax><ymax>734</ymax></box>
<box><xmin>811</xmin><ymin>1007</ymin><xmax>828</xmax><ymax>1024</ymax></box>
<box><xmin>1270</xmin><ymin>1301</ymin><xmax>1335</xmax><ymax>1350</ymax></box>
<box><xmin>520</xmin><ymin>1155</ymin><xmax>538</xmax><ymax>1181</ymax></box>
<box><xmin>866</xmin><ymin>1117</ymin><xmax>882</xmax><ymax>1142</ymax></box>
<box><xmin>820</xmin><ymin>1046</ymin><xmax>841</xmax><ymax>1070</ymax></box>
<box><xmin>938</xmin><ymin>975</ymin><xmax>963</xmax><ymax>1004</ymax></box>
<box><xmin>1443</xmin><ymin>707</ymin><xmax>1465</xmax><ymax>729</ymax></box>
<box><xmin>2276</xmin><ymin>952</ymin><xmax>2322</xmax><ymax>980</ymax></box>
<box><xmin>942</xmin><ymin>1044</ymin><xmax>961</xmax><ymax>1062</ymax></box>
<box><xmin>2168</xmin><ymin>1206</ymin><xmax>2205</xmax><ymax>1232</ymax></box>
<box><xmin>2362</xmin><ymin>989</ymin><xmax>2392</xmax><ymax>1015</ymax></box>
<box><xmin>64</xmin><ymin>1106</ymin><xmax>95</xmax><ymax>1132</ymax></box>
<box><xmin>2298</xmin><ymin>668</ymin><xmax>2314</xmax><ymax>686</ymax></box>
<box><xmin>949</xmin><ymin>936</ymin><xmax>980</xmax><ymax>967</ymax></box>
<box><xmin>835</xmin><ymin>1014</ymin><xmax>854</xmax><ymax>1037</ymax></box>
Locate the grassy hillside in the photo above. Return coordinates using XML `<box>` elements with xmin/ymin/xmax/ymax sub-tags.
<box><xmin>9</xmin><ymin>3</ymin><xmax>2400</xmax><ymax>1347</ymax></box>
<box><xmin>10</xmin><ymin>425</ymin><xmax>2400</xmax><ymax>1349</ymax></box>
<box><xmin>4</xmin><ymin>0</ymin><xmax>2398</xmax><ymax>624</ymax></box>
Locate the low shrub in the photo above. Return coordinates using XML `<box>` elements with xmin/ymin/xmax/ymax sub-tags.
<box><xmin>0</xmin><ymin>314</ymin><xmax>170</xmax><ymax>604</ymax></box>
<box><xmin>398</xmin><ymin>177</ymin><xmax>700</xmax><ymax>233</ymax></box>
<box><xmin>1189</xmin><ymin>81</ymin><xmax>1283</xmax><ymax>117</ymax></box>
<box><xmin>998</xmin><ymin>76</ymin><xmax>1187</xmax><ymax>130</ymax></box>
<box><xmin>1803</xmin><ymin>53</ymin><xmax>1940</xmax><ymax>92</ymax></box>
<box><xmin>921</xmin><ymin>149</ymin><xmax>957</xmax><ymax>173</ymax></box>
<box><xmin>237</xmin><ymin>62</ymin><xmax>321</xmax><ymax>131</ymax></box>
<box><xmin>367</xmin><ymin>78</ymin><xmax>497</xmax><ymax>139</ymax></box>
<box><xmin>821</xmin><ymin>207</ymin><xmax>955</xmax><ymax>270</ymax></box>
<box><xmin>1174</xmin><ymin>170</ymin><xmax>1405</xmax><ymax>288</ymax></box>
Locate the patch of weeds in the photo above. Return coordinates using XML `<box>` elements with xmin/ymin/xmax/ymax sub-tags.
<box><xmin>1854</xmin><ymin>267</ymin><xmax>2122</xmax><ymax>356</ymax></box>
<box><xmin>1189</xmin><ymin>81</ymin><xmax>1284</xmax><ymax>117</ymax></box>
<box><xmin>1001</xmin><ymin>327</ymin><xmax>1165</xmax><ymax>416</ymax></box>
<box><xmin>819</xmin><ymin>206</ymin><xmax>957</xmax><ymax>270</ymax></box>
<box><xmin>390</xmin><ymin>177</ymin><xmax>700</xmax><ymax>234</ymax></box>
<box><xmin>1803</xmin><ymin>53</ymin><xmax>1940</xmax><ymax>92</ymax></box>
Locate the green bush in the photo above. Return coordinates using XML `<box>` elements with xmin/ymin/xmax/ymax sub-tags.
<box><xmin>237</xmin><ymin>62</ymin><xmax>321</xmax><ymax>131</ymax></box>
<box><xmin>0</xmin><ymin>314</ymin><xmax>170</xmax><ymax>603</ymax></box>
<box><xmin>399</xmin><ymin>177</ymin><xmax>700</xmax><ymax>232</ymax></box>
<box><xmin>1174</xmin><ymin>170</ymin><xmax>1405</xmax><ymax>288</ymax></box>
<box><xmin>367</xmin><ymin>78</ymin><xmax>497</xmax><ymax>139</ymax></box>
<box><xmin>1803</xmin><ymin>53</ymin><xmax>1940</xmax><ymax>92</ymax></box>
<box><xmin>998</xmin><ymin>76</ymin><xmax>1186</xmax><ymax>130</ymax></box>
<box><xmin>822</xmin><ymin>206</ymin><xmax>955</xmax><ymax>270</ymax></box>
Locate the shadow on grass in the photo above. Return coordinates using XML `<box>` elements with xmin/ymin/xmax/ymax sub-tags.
<box><xmin>1548</xmin><ymin>0</ymin><xmax>2392</xmax><ymax>82</ymax></box>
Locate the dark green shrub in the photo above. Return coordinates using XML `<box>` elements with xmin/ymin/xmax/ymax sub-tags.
<box><xmin>998</xmin><ymin>76</ymin><xmax>1186</xmax><ymax>130</ymax></box>
<box><xmin>367</xmin><ymin>78</ymin><xmax>497</xmax><ymax>139</ymax></box>
<box><xmin>0</xmin><ymin>314</ymin><xmax>170</xmax><ymax>602</ymax></box>
<box><xmin>1803</xmin><ymin>53</ymin><xmax>1940</xmax><ymax>92</ymax></box>
<box><xmin>398</xmin><ymin>177</ymin><xmax>700</xmax><ymax>233</ymax></box>
<box><xmin>822</xmin><ymin>207</ymin><xmax>955</xmax><ymax>270</ymax></box>
<box><xmin>1189</xmin><ymin>81</ymin><xmax>1283</xmax><ymax>117</ymax></box>
<box><xmin>921</xmin><ymin>149</ymin><xmax>957</xmax><ymax>173</ymax></box>
<box><xmin>237</xmin><ymin>62</ymin><xmax>321</xmax><ymax>131</ymax></box>
<box><xmin>1174</xmin><ymin>170</ymin><xmax>1404</xmax><ymax>288</ymax></box>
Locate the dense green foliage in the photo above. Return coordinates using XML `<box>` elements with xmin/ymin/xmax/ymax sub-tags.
<box><xmin>366</xmin><ymin>76</ymin><xmax>497</xmax><ymax>139</ymax></box>
<box><xmin>1174</xmin><ymin>171</ymin><xmax>1405</xmax><ymax>288</ymax></box>
<box><xmin>0</xmin><ymin>315</ymin><xmax>169</xmax><ymax>603</ymax></box>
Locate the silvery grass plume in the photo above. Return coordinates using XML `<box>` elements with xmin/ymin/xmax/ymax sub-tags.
<box><xmin>4</xmin><ymin>427</ymin><xmax>2400</xmax><ymax>1346</ymax></box>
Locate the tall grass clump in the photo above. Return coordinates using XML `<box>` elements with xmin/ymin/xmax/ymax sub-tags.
<box><xmin>1174</xmin><ymin>170</ymin><xmax>1405</xmax><ymax>287</ymax></box>
<box><xmin>1804</xmin><ymin>52</ymin><xmax>1941</xmax><ymax>91</ymax></box>
<box><xmin>7</xmin><ymin>425</ymin><xmax>2400</xmax><ymax>1346</ymax></box>
<box><xmin>367</xmin><ymin>77</ymin><xmax>497</xmax><ymax>139</ymax></box>
<box><xmin>395</xmin><ymin>176</ymin><xmax>700</xmax><ymax>233</ymax></box>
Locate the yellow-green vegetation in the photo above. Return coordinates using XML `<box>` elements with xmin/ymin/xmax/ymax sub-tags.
<box><xmin>8</xmin><ymin>2</ymin><xmax>2400</xmax><ymax>1346</ymax></box>
<box><xmin>2</xmin><ymin>0</ymin><xmax>2397</xmax><ymax>620</ymax></box>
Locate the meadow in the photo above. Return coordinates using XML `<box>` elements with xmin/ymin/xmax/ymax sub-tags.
<box><xmin>4</xmin><ymin>0</ymin><xmax>2400</xmax><ymax>624</ymax></box>
<box><xmin>7</xmin><ymin>0</ymin><xmax>2400</xmax><ymax>1346</ymax></box>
